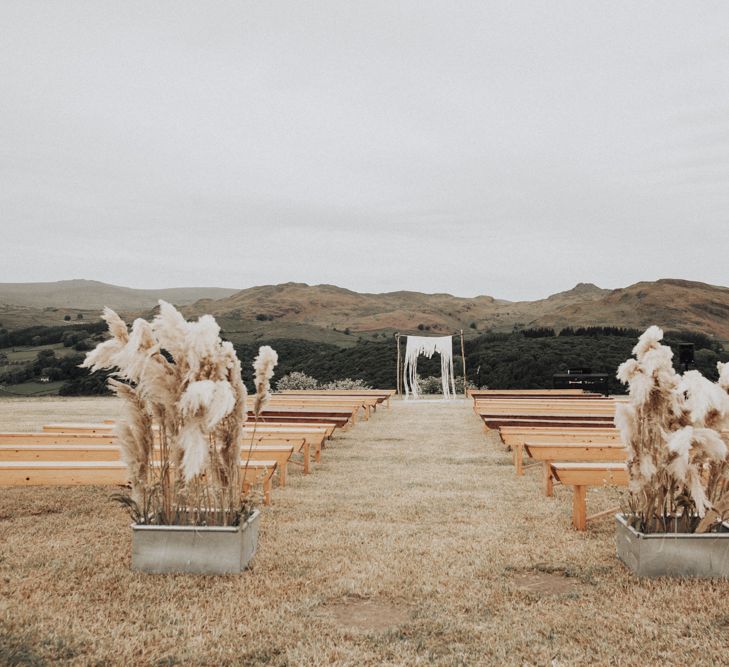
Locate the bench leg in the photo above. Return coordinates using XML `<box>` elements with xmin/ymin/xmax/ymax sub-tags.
<box><xmin>572</xmin><ymin>485</ymin><xmax>586</xmax><ymax>531</ymax></box>
<box><xmin>544</xmin><ymin>462</ymin><xmax>553</xmax><ymax>497</ymax></box>
<box><xmin>263</xmin><ymin>477</ymin><xmax>271</xmax><ymax>506</ymax></box>
<box><xmin>303</xmin><ymin>442</ymin><xmax>310</xmax><ymax>474</ymax></box>
<box><xmin>514</xmin><ymin>443</ymin><xmax>524</xmax><ymax>476</ymax></box>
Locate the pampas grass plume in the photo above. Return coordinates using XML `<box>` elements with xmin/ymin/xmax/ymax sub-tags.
<box><xmin>253</xmin><ymin>345</ymin><xmax>279</xmax><ymax>417</ymax></box>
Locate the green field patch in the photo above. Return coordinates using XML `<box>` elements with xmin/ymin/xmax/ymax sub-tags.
<box><xmin>0</xmin><ymin>380</ymin><xmax>65</xmax><ymax>396</ymax></box>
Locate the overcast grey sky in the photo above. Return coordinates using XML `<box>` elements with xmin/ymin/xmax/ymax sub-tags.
<box><xmin>2</xmin><ymin>2</ymin><xmax>728</xmax><ymax>300</ymax></box>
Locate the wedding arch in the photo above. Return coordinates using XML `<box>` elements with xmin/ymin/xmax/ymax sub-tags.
<box><xmin>395</xmin><ymin>331</ymin><xmax>467</xmax><ymax>399</ymax></box>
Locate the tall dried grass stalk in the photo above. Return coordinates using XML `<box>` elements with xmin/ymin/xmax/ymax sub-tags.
<box><xmin>615</xmin><ymin>326</ymin><xmax>729</xmax><ymax>533</ymax></box>
<box><xmin>83</xmin><ymin>301</ymin><xmax>259</xmax><ymax>526</ymax></box>
<box><xmin>242</xmin><ymin>346</ymin><xmax>279</xmax><ymax>480</ymax></box>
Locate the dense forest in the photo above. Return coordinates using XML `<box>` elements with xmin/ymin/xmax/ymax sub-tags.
<box><xmin>2</xmin><ymin>320</ymin><xmax>725</xmax><ymax>396</ymax></box>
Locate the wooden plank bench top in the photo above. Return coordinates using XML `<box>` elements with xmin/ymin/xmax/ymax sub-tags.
<box><xmin>0</xmin><ymin>444</ymin><xmax>122</xmax><ymax>461</ymax></box>
<box><xmin>267</xmin><ymin>397</ymin><xmax>377</xmax><ymax>408</ymax></box>
<box><xmin>253</xmin><ymin>407</ymin><xmax>355</xmax><ymax>415</ymax></box>
<box><xmin>93</xmin><ymin>419</ymin><xmax>338</xmax><ymax>439</ymax></box>
<box><xmin>250</xmin><ymin>411</ymin><xmax>353</xmax><ymax>428</ymax></box>
<box><xmin>523</xmin><ymin>442</ymin><xmax>627</xmax><ymax>495</ymax></box>
<box><xmin>43</xmin><ymin>420</ymin><xmax>338</xmax><ymax>439</ymax></box>
<box><xmin>0</xmin><ymin>459</ymin><xmax>278</xmax><ymax>504</ymax></box>
<box><xmin>277</xmin><ymin>389</ymin><xmax>394</xmax><ymax>394</ymax></box>
<box><xmin>474</xmin><ymin>399</ymin><xmax>620</xmax><ymax>405</ymax></box>
<box><xmin>277</xmin><ymin>389</ymin><xmax>394</xmax><ymax>405</ymax></box>
<box><xmin>0</xmin><ymin>444</ymin><xmax>294</xmax><ymax>487</ymax></box>
<box><xmin>549</xmin><ymin>462</ymin><xmax>628</xmax><ymax>531</ymax></box>
<box><xmin>550</xmin><ymin>462</ymin><xmax>628</xmax><ymax>485</ymax></box>
<box><xmin>470</xmin><ymin>389</ymin><xmax>593</xmax><ymax>396</ymax></box>
<box><xmin>244</xmin><ymin>437</ymin><xmax>310</xmax><ymax>474</ymax></box>
<box><xmin>243</xmin><ymin>422</ymin><xmax>331</xmax><ymax>435</ymax></box>
<box><xmin>43</xmin><ymin>423</ymin><xmax>114</xmax><ymax>434</ymax></box>
<box><xmin>266</xmin><ymin>398</ymin><xmax>374</xmax><ymax>417</ymax></box>
<box><xmin>510</xmin><ymin>439</ymin><xmax>626</xmax><ymax>478</ymax></box>
<box><xmin>479</xmin><ymin>411</ymin><xmax>614</xmax><ymax>419</ymax></box>
<box><xmin>475</xmin><ymin>405</ymin><xmax>618</xmax><ymax>414</ymax></box>
<box><xmin>500</xmin><ymin>430</ymin><xmax>621</xmax><ymax>447</ymax></box>
<box><xmin>482</xmin><ymin>417</ymin><xmax>615</xmax><ymax>429</ymax></box>
<box><xmin>244</xmin><ymin>428</ymin><xmax>326</xmax><ymax>463</ymax></box>
<box><xmin>249</xmin><ymin>420</ymin><xmax>337</xmax><ymax>438</ymax></box>
<box><xmin>0</xmin><ymin>432</ymin><xmax>117</xmax><ymax>445</ymax></box>
<box><xmin>241</xmin><ymin>446</ymin><xmax>293</xmax><ymax>487</ymax></box>
<box><xmin>524</xmin><ymin>442</ymin><xmax>627</xmax><ymax>461</ymax></box>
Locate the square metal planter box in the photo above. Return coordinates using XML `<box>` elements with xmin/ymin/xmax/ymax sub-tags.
<box><xmin>616</xmin><ymin>513</ymin><xmax>729</xmax><ymax>578</ymax></box>
<box><xmin>131</xmin><ymin>509</ymin><xmax>260</xmax><ymax>574</ymax></box>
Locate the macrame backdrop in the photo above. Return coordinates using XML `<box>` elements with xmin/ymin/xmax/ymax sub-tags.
<box><xmin>403</xmin><ymin>335</ymin><xmax>456</xmax><ymax>399</ymax></box>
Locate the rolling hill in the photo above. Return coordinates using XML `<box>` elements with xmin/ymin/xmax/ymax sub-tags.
<box><xmin>3</xmin><ymin>278</ymin><xmax>729</xmax><ymax>343</ymax></box>
<box><xmin>0</xmin><ymin>280</ymin><xmax>240</xmax><ymax>329</ymax></box>
<box><xmin>182</xmin><ymin>279</ymin><xmax>729</xmax><ymax>343</ymax></box>
<box><xmin>0</xmin><ymin>279</ymin><xmax>239</xmax><ymax>311</ymax></box>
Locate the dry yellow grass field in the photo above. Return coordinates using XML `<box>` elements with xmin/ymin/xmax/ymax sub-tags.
<box><xmin>2</xmin><ymin>397</ymin><xmax>729</xmax><ymax>665</ymax></box>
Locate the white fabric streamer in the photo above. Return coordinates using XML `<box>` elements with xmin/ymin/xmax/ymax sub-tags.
<box><xmin>403</xmin><ymin>335</ymin><xmax>456</xmax><ymax>399</ymax></box>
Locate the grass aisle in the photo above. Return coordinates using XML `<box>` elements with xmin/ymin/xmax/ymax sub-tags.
<box><xmin>1</xmin><ymin>397</ymin><xmax>729</xmax><ymax>665</ymax></box>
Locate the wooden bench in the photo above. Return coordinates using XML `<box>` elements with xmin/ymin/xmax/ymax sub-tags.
<box><xmin>95</xmin><ymin>419</ymin><xmax>339</xmax><ymax>440</ymax></box>
<box><xmin>249</xmin><ymin>410</ymin><xmax>354</xmax><ymax>429</ymax></box>
<box><xmin>277</xmin><ymin>389</ymin><xmax>394</xmax><ymax>409</ymax></box>
<box><xmin>522</xmin><ymin>441</ymin><xmax>627</xmax><ymax>495</ymax></box>
<box><xmin>0</xmin><ymin>443</ymin><xmax>294</xmax><ymax>487</ymax></box>
<box><xmin>469</xmin><ymin>389</ymin><xmax>597</xmax><ymax>398</ymax></box>
<box><xmin>242</xmin><ymin>437</ymin><xmax>309</xmax><ymax>475</ymax></box>
<box><xmin>43</xmin><ymin>423</ymin><xmax>117</xmax><ymax>435</ymax></box>
<box><xmin>481</xmin><ymin>416</ymin><xmax>615</xmax><ymax>429</ymax></box>
<box><xmin>32</xmin><ymin>424</ymin><xmax>319</xmax><ymax>475</ymax></box>
<box><xmin>508</xmin><ymin>434</ymin><xmax>621</xmax><ymax>475</ymax></box>
<box><xmin>0</xmin><ymin>432</ymin><xmax>117</xmax><ymax>445</ymax></box>
<box><xmin>475</xmin><ymin>404</ymin><xmax>618</xmax><ymax>416</ymax></box>
<box><xmin>499</xmin><ymin>427</ymin><xmax>621</xmax><ymax>449</ymax></box>
<box><xmin>549</xmin><ymin>462</ymin><xmax>628</xmax><ymax>530</ymax></box>
<box><xmin>266</xmin><ymin>397</ymin><xmax>377</xmax><ymax>419</ymax></box>
<box><xmin>0</xmin><ymin>459</ymin><xmax>278</xmax><ymax>505</ymax></box>
<box><xmin>251</xmin><ymin>421</ymin><xmax>337</xmax><ymax>438</ymax></box>
<box><xmin>0</xmin><ymin>444</ymin><xmax>121</xmax><ymax>462</ymax></box>
<box><xmin>243</xmin><ymin>427</ymin><xmax>327</xmax><ymax>464</ymax></box>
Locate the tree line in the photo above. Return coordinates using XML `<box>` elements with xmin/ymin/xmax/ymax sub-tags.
<box><xmin>1</xmin><ymin>323</ymin><xmax>726</xmax><ymax>396</ymax></box>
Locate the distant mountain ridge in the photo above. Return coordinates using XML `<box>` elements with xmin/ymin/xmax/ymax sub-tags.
<box><xmin>2</xmin><ymin>277</ymin><xmax>729</xmax><ymax>342</ymax></box>
<box><xmin>0</xmin><ymin>279</ymin><xmax>239</xmax><ymax>310</ymax></box>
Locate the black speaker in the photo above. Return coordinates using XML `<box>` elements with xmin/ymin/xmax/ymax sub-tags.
<box><xmin>678</xmin><ymin>343</ymin><xmax>695</xmax><ymax>366</ymax></box>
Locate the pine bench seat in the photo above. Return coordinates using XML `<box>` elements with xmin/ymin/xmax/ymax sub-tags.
<box><xmin>522</xmin><ymin>442</ymin><xmax>627</xmax><ymax>495</ymax></box>
<box><xmin>0</xmin><ymin>444</ymin><xmax>294</xmax><ymax>486</ymax></box>
<box><xmin>0</xmin><ymin>432</ymin><xmax>117</xmax><ymax>445</ymax></box>
<box><xmin>482</xmin><ymin>417</ymin><xmax>615</xmax><ymax>429</ymax></box>
<box><xmin>549</xmin><ymin>462</ymin><xmax>628</xmax><ymax>530</ymax></box>
<box><xmin>0</xmin><ymin>460</ymin><xmax>278</xmax><ymax>505</ymax></box>
<box><xmin>509</xmin><ymin>437</ymin><xmax>622</xmax><ymax>476</ymax></box>
<box><xmin>249</xmin><ymin>411</ymin><xmax>353</xmax><ymax>429</ymax></box>
<box><xmin>243</xmin><ymin>427</ymin><xmax>327</xmax><ymax>463</ymax></box>
<box><xmin>498</xmin><ymin>427</ymin><xmax>621</xmax><ymax>448</ymax></box>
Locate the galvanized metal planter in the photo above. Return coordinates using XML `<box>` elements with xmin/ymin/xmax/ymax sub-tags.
<box><xmin>131</xmin><ymin>509</ymin><xmax>261</xmax><ymax>574</ymax></box>
<box><xmin>616</xmin><ymin>513</ymin><xmax>729</xmax><ymax>578</ymax></box>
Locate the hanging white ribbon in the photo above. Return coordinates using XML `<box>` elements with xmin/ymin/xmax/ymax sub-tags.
<box><xmin>403</xmin><ymin>335</ymin><xmax>456</xmax><ymax>399</ymax></box>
